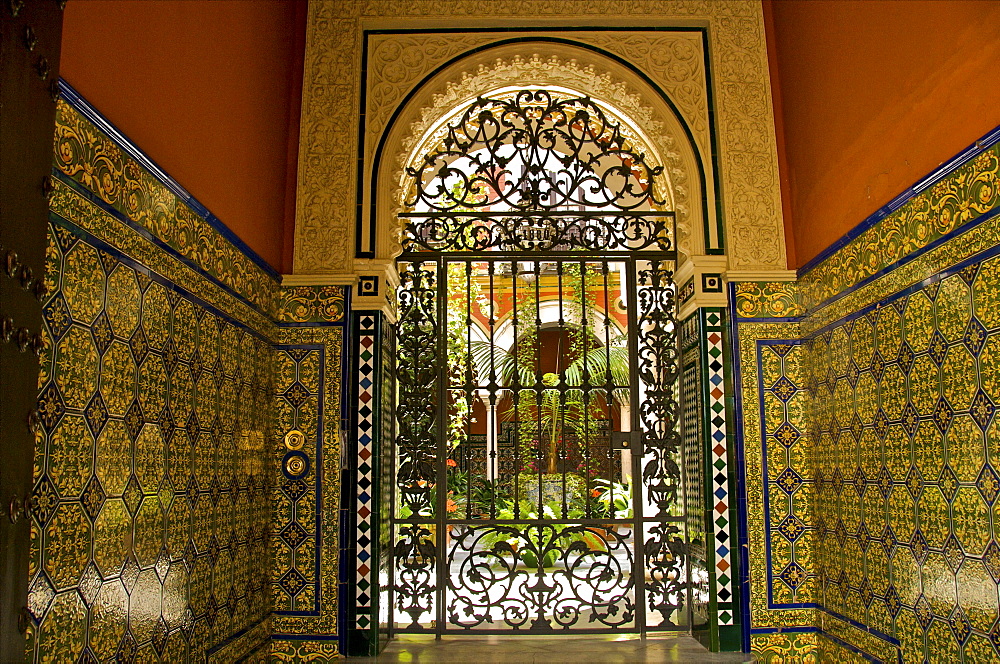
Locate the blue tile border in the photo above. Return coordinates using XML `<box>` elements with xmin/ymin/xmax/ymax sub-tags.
<box><xmin>54</xmin><ymin>167</ymin><xmax>354</xmax><ymax>332</ymax></box>
<box><xmin>807</xmin><ymin>221</ymin><xmax>1000</xmax><ymax>340</ymax></box>
<box><xmin>58</xmin><ymin>78</ymin><xmax>282</xmax><ymax>282</ymax></box>
<box><xmin>756</xmin><ymin>338</ymin><xmax>808</xmax><ymax>610</ymax></box>
<box><xmin>804</xmin><ymin>204</ymin><xmax>1000</xmax><ymax>322</ymax></box>
<box><xmin>53</xmin><ymin>171</ymin><xmax>278</xmax><ymax>323</ymax></box>
<box><xmin>49</xmin><ymin>213</ymin><xmax>275</xmax><ymax>344</ymax></box>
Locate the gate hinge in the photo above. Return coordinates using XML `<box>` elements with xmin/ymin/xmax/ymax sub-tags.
<box><xmin>611</xmin><ymin>430</ymin><xmax>642</xmax><ymax>452</ymax></box>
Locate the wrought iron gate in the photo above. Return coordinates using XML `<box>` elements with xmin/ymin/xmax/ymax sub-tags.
<box><xmin>389</xmin><ymin>90</ymin><xmax>687</xmax><ymax>634</ymax></box>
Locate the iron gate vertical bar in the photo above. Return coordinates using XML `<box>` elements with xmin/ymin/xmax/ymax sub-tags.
<box><xmin>580</xmin><ymin>260</ymin><xmax>592</xmax><ymax>518</ymax></box>
<box><xmin>625</xmin><ymin>256</ymin><xmax>647</xmax><ymax>636</ymax></box>
<box><xmin>487</xmin><ymin>259</ymin><xmax>498</xmax><ymax>517</ymax></box>
<box><xmin>435</xmin><ymin>257</ymin><xmax>448</xmax><ymax>637</ymax></box>
<box><xmin>512</xmin><ymin>259</ymin><xmax>522</xmax><ymax>519</ymax></box>
<box><xmin>557</xmin><ymin>261</ymin><xmax>569</xmax><ymax>517</ymax></box>
<box><xmin>600</xmin><ymin>261</ymin><xmax>617</xmax><ymax>520</ymax></box>
<box><xmin>534</xmin><ymin>259</ymin><xmax>544</xmax><ymax>521</ymax></box>
<box><xmin>464</xmin><ymin>261</ymin><xmax>474</xmax><ymax>519</ymax></box>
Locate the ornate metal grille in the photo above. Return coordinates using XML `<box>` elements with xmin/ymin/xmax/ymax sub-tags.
<box><xmin>391</xmin><ymin>89</ymin><xmax>685</xmax><ymax>635</ymax></box>
<box><xmin>402</xmin><ymin>89</ymin><xmax>673</xmax><ymax>254</ymax></box>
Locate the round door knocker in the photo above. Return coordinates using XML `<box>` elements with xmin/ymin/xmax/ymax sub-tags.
<box><xmin>284</xmin><ymin>429</ymin><xmax>305</xmax><ymax>450</ymax></box>
<box><xmin>282</xmin><ymin>450</ymin><xmax>310</xmax><ymax>479</ymax></box>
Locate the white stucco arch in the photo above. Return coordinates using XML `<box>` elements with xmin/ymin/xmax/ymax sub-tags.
<box><xmin>490</xmin><ymin>299</ymin><xmax>628</xmax><ymax>354</ymax></box>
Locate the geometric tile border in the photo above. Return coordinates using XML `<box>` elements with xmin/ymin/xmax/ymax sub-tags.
<box><xmin>355</xmin><ymin>314</ymin><xmax>377</xmax><ymax>630</ymax></box>
<box><xmin>703</xmin><ymin>309</ymin><xmax>734</xmax><ymax>626</ymax></box>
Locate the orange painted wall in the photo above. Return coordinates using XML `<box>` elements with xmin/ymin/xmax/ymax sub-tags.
<box><xmin>765</xmin><ymin>0</ymin><xmax>1000</xmax><ymax>269</ymax></box>
<box><xmin>60</xmin><ymin>0</ymin><xmax>306</xmax><ymax>273</ymax></box>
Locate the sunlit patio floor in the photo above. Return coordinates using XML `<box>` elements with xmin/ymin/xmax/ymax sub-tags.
<box><xmin>342</xmin><ymin>634</ymin><xmax>754</xmax><ymax>663</ymax></box>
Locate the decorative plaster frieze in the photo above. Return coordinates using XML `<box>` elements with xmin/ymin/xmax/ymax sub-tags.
<box><xmin>293</xmin><ymin>0</ymin><xmax>787</xmax><ymax>276</ymax></box>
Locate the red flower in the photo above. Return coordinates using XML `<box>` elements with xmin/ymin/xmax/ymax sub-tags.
<box><xmin>446</xmin><ymin>458</ymin><xmax>457</xmax><ymax>467</ymax></box>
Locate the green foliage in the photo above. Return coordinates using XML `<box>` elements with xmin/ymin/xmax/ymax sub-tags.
<box><xmin>592</xmin><ymin>478</ymin><xmax>634</xmax><ymax>519</ymax></box>
<box><xmin>479</xmin><ymin>499</ymin><xmax>608</xmax><ymax>569</ymax></box>
<box><xmin>446</xmin><ymin>262</ymin><xmax>486</xmax><ymax>449</ymax></box>
<box><xmin>470</xmin><ymin>327</ymin><xmax>630</xmax><ymax>473</ymax></box>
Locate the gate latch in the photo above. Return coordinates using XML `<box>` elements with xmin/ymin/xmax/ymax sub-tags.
<box><xmin>611</xmin><ymin>431</ymin><xmax>642</xmax><ymax>451</ymax></box>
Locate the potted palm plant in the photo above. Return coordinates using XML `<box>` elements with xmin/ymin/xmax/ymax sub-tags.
<box><xmin>470</xmin><ymin>330</ymin><xmax>630</xmax><ymax>467</ymax></box>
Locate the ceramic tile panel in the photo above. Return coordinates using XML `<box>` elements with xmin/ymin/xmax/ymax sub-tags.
<box><xmin>278</xmin><ymin>287</ymin><xmax>346</xmax><ymax>324</ymax></box>
<box><xmin>806</xmin><ymin>256</ymin><xmax>1000</xmax><ymax>663</ymax></box>
<box><xmin>730</xmin><ymin>311</ymin><xmax>816</xmax><ymax>659</ymax></box>
<box><xmin>30</xmin><ymin>218</ymin><xmax>275</xmax><ymax>661</ymax></box>
<box><xmin>733</xmin><ymin>282</ymin><xmax>804</xmax><ymax>320</ymax></box>
<box><xmin>682</xmin><ymin>307</ymin><xmax>739</xmax><ymax>648</ymax></box>
<box><xmin>29</xmin><ymin>91</ymin><xmax>351</xmax><ymax>663</ymax></box>
<box><xmin>343</xmin><ymin>312</ymin><xmax>393</xmax><ymax>657</ymax></box>
<box><xmin>268</xmin><ymin>638</ymin><xmax>341</xmax><ymax>662</ymax></box>
<box><xmin>271</xmin><ymin>346</ymin><xmax>325</xmax><ymax>614</ymax></box>
<box><xmin>749</xmin><ymin>630</ymin><xmax>819</xmax><ymax>661</ymax></box>
<box><xmin>354</xmin><ymin>315</ymin><xmax>377</xmax><ymax>631</ymax></box>
<box><xmin>731</xmin><ymin>129</ymin><xmax>1000</xmax><ymax>662</ymax></box>
<box><xmin>759</xmin><ymin>340</ymin><xmax>815</xmax><ymax>607</ymax></box>
<box><xmin>28</xmin><ymin>96</ymin><xmax>283</xmax><ymax>662</ymax></box>
<box><xmin>270</xmin><ymin>324</ymin><xmax>345</xmax><ymax>653</ymax></box>
<box><xmin>703</xmin><ymin>309</ymin><xmax>737</xmax><ymax>629</ymax></box>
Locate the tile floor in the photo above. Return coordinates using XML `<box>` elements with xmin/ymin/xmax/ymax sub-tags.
<box><xmin>343</xmin><ymin>634</ymin><xmax>754</xmax><ymax>663</ymax></box>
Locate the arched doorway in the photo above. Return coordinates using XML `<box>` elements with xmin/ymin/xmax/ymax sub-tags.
<box><xmin>389</xmin><ymin>88</ymin><xmax>686</xmax><ymax>634</ymax></box>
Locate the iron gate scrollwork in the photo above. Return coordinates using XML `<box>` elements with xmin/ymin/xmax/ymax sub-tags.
<box><xmin>390</xmin><ymin>89</ymin><xmax>687</xmax><ymax>634</ymax></box>
<box><xmin>393</xmin><ymin>261</ymin><xmax>439</xmax><ymax>626</ymax></box>
<box><xmin>635</xmin><ymin>260</ymin><xmax>686</xmax><ymax>627</ymax></box>
<box><xmin>402</xmin><ymin>89</ymin><xmax>673</xmax><ymax>254</ymax></box>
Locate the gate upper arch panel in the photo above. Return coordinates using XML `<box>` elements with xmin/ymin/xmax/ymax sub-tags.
<box><xmin>401</xmin><ymin>88</ymin><xmax>675</xmax><ymax>256</ymax></box>
<box><xmin>368</xmin><ymin>40</ymin><xmax>710</xmax><ymax>263</ymax></box>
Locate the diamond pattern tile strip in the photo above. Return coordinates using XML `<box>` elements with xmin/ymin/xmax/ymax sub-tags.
<box><xmin>704</xmin><ymin>313</ymin><xmax>734</xmax><ymax>625</ymax></box>
<box><xmin>356</xmin><ymin>317</ymin><xmax>377</xmax><ymax>629</ymax></box>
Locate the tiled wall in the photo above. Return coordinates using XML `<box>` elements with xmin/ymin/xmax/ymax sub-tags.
<box><xmin>730</xmin><ymin>303</ymin><xmax>817</xmax><ymax>657</ymax></box>
<box><xmin>27</xmin><ymin>90</ymin><xmax>347</xmax><ymax>662</ymax></box>
<box><xmin>29</xmin><ymin>96</ymin><xmax>280</xmax><ymax>662</ymax></box>
<box><xmin>732</xmin><ymin>135</ymin><xmax>1000</xmax><ymax>661</ymax></box>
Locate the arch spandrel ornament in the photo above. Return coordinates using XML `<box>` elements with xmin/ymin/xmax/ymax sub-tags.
<box><xmin>292</xmin><ymin>2</ymin><xmax>788</xmax><ymax>281</ymax></box>
<box><xmin>374</xmin><ymin>46</ymin><xmax>704</xmax><ymax>268</ymax></box>
<box><xmin>363</xmin><ymin>31</ymin><xmax>710</xmax><ymax>159</ymax></box>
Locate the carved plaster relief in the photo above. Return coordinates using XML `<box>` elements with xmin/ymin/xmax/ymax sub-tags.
<box><xmin>293</xmin><ymin>1</ymin><xmax>785</xmax><ymax>276</ymax></box>
<box><xmin>376</xmin><ymin>50</ymin><xmax>697</xmax><ymax>262</ymax></box>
